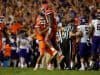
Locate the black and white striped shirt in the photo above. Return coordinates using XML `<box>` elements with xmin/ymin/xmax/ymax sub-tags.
<box><xmin>62</xmin><ymin>23</ymin><xmax>75</xmax><ymax>40</ymax></box>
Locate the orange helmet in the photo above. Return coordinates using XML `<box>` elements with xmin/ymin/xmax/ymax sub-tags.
<box><xmin>41</xmin><ymin>4</ymin><xmax>54</xmax><ymax>16</ymax></box>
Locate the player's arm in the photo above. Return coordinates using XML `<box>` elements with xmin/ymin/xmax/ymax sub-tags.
<box><xmin>30</xmin><ymin>26</ymin><xmax>49</xmax><ymax>38</ymax></box>
<box><xmin>89</xmin><ymin>23</ymin><xmax>94</xmax><ymax>38</ymax></box>
<box><xmin>76</xmin><ymin>31</ymin><xmax>83</xmax><ymax>37</ymax></box>
<box><xmin>76</xmin><ymin>26</ymin><xmax>83</xmax><ymax>37</ymax></box>
<box><xmin>69</xmin><ymin>31</ymin><xmax>77</xmax><ymax>41</ymax></box>
<box><xmin>75</xmin><ymin>26</ymin><xmax>83</xmax><ymax>43</ymax></box>
<box><xmin>41</xmin><ymin>26</ymin><xmax>49</xmax><ymax>33</ymax></box>
<box><xmin>45</xmin><ymin>13</ymin><xmax>54</xmax><ymax>37</ymax></box>
<box><xmin>69</xmin><ymin>31</ymin><xmax>76</xmax><ymax>38</ymax></box>
<box><xmin>46</xmin><ymin>13</ymin><xmax>54</xmax><ymax>28</ymax></box>
<box><xmin>69</xmin><ymin>25</ymin><xmax>77</xmax><ymax>38</ymax></box>
<box><xmin>16</xmin><ymin>36</ymin><xmax>20</xmax><ymax>53</ymax></box>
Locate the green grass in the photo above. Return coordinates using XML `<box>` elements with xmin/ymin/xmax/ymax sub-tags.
<box><xmin>0</xmin><ymin>68</ymin><xmax>100</xmax><ymax>75</ymax></box>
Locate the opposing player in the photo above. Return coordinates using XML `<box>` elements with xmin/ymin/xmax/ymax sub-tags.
<box><xmin>17</xmin><ymin>32</ymin><xmax>30</xmax><ymax>68</ymax></box>
<box><xmin>89</xmin><ymin>9</ymin><xmax>100</xmax><ymax>70</ymax></box>
<box><xmin>76</xmin><ymin>15</ymin><xmax>91</xmax><ymax>70</ymax></box>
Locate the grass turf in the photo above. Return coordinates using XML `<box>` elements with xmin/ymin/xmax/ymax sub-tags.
<box><xmin>0</xmin><ymin>68</ymin><xmax>100</xmax><ymax>75</ymax></box>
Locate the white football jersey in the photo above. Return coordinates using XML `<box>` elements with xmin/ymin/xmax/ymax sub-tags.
<box><xmin>17</xmin><ymin>36</ymin><xmax>29</xmax><ymax>49</ymax></box>
<box><xmin>19</xmin><ymin>38</ymin><xmax>29</xmax><ymax>49</ymax></box>
<box><xmin>77</xmin><ymin>25</ymin><xmax>90</xmax><ymax>43</ymax></box>
<box><xmin>91</xmin><ymin>19</ymin><xmax>100</xmax><ymax>36</ymax></box>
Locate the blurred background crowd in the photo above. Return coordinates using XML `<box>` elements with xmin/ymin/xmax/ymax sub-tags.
<box><xmin>0</xmin><ymin>0</ymin><xmax>100</xmax><ymax>70</ymax></box>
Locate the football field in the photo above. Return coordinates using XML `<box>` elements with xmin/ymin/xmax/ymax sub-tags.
<box><xmin>0</xmin><ymin>68</ymin><xmax>100</xmax><ymax>75</ymax></box>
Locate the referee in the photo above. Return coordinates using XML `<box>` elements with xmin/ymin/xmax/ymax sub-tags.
<box><xmin>60</xmin><ymin>18</ymin><xmax>76</xmax><ymax>69</ymax></box>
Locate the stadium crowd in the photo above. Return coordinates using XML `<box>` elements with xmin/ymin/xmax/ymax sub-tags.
<box><xmin>0</xmin><ymin>0</ymin><xmax>100</xmax><ymax>71</ymax></box>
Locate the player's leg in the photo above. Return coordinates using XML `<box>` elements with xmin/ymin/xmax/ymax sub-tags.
<box><xmin>79</xmin><ymin>43</ymin><xmax>86</xmax><ymax>70</ymax></box>
<box><xmin>45</xmin><ymin>29</ymin><xmax>56</xmax><ymax>50</ymax></box>
<box><xmin>34</xmin><ymin>40</ymin><xmax>45</xmax><ymax>70</ymax></box>
<box><xmin>90</xmin><ymin>36</ymin><xmax>100</xmax><ymax>70</ymax></box>
<box><xmin>11</xmin><ymin>49</ymin><xmax>17</xmax><ymax>67</ymax></box>
<box><xmin>70</xmin><ymin>39</ymin><xmax>76</xmax><ymax>69</ymax></box>
<box><xmin>19</xmin><ymin>48</ymin><xmax>28</xmax><ymax>68</ymax></box>
<box><xmin>51</xmin><ymin>34</ymin><xmax>64</xmax><ymax>69</ymax></box>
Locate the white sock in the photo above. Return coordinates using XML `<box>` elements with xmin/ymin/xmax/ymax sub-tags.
<box><xmin>89</xmin><ymin>60</ymin><xmax>93</xmax><ymax>67</ymax></box>
<box><xmin>70</xmin><ymin>61</ymin><xmax>74</xmax><ymax>69</ymax></box>
<box><xmin>20</xmin><ymin>57</ymin><xmax>25</xmax><ymax>68</ymax></box>
<box><xmin>35</xmin><ymin>64</ymin><xmax>39</xmax><ymax>68</ymax></box>
<box><xmin>20</xmin><ymin>61</ymin><xmax>24</xmax><ymax>68</ymax></box>
<box><xmin>81</xmin><ymin>62</ymin><xmax>85</xmax><ymax>68</ymax></box>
